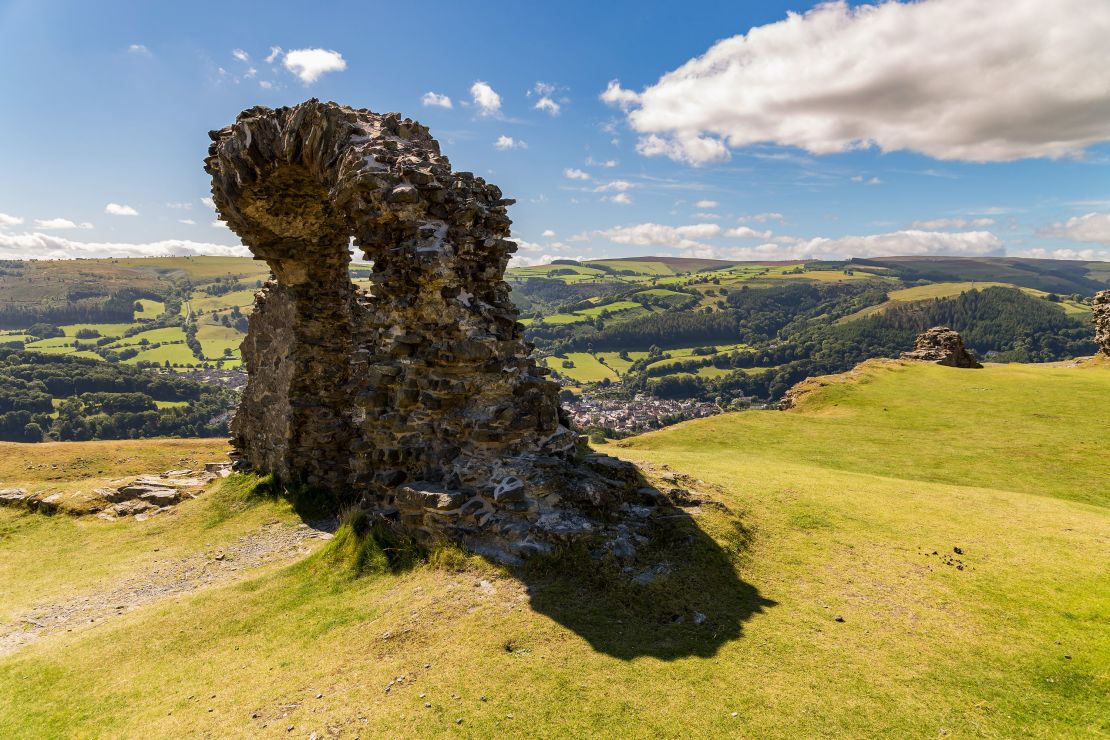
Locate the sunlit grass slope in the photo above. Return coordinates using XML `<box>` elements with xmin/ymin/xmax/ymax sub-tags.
<box><xmin>0</xmin><ymin>361</ymin><xmax>1107</xmax><ymax>737</ymax></box>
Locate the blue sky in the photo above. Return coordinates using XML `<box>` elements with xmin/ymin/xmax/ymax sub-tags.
<box><xmin>1</xmin><ymin>0</ymin><xmax>1108</xmax><ymax>264</ymax></box>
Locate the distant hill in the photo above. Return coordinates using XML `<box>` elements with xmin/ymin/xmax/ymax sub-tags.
<box><xmin>850</xmin><ymin>255</ymin><xmax>1110</xmax><ymax>295</ymax></box>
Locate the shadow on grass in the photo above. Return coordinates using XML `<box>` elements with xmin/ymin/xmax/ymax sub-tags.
<box><xmin>268</xmin><ymin>467</ymin><xmax>774</xmax><ymax>661</ymax></box>
<box><xmin>518</xmin><ymin>485</ymin><xmax>776</xmax><ymax>660</ymax></box>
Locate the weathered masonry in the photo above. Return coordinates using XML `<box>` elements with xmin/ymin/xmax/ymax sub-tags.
<box><xmin>205</xmin><ymin>100</ymin><xmax>654</xmax><ymax>561</ymax></box>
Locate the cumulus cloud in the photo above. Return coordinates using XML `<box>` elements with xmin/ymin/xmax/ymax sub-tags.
<box><xmin>33</xmin><ymin>218</ymin><xmax>92</xmax><ymax>230</ymax></box>
<box><xmin>598</xmin><ymin>223</ymin><xmax>720</xmax><ymax>250</ymax></box>
<box><xmin>910</xmin><ymin>217</ymin><xmax>995</xmax><ymax>230</ymax></box>
<box><xmin>232</xmin><ymin>48</ymin><xmax>249</xmax><ymax>62</ymax></box>
<box><xmin>105</xmin><ymin>203</ymin><xmax>138</xmax><ymax>216</ymax></box>
<box><xmin>726</xmin><ymin>226</ymin><xmax>773</xmax><ymax>239</ymax></box>
<box><xmin>749</xmin><ymin>229</ymin><xmax>1005</xmax><ymax>261</ymax></box>
<box><xmin>259</xmin><ymin>80</ymin><xmax>274</xmax><ymax>90</ymax></box>
<box><xmin>606</xmin><ymin>193</ymin><xmax>633</xmax><ymax>205</ymax></box>
<box><xmin>542</xmin><ymin>229</ymin><xmax>556</xmax><ymax>237</ymax></box>
<box><xmin>636</xmin><ymin>133</ymin><xmax>729</xmax><ymax>166</ymax></box>
<box><xmin>494</xmin><ymin>135</ymin><xmax>526</xmax><ymax>151</ymax></box>
<box><xmin>599</xmin><ymin>80</ymin><xmax>640</xmax><ymax>111</ymax></box>
<box><xmin>1016</xmin><ymin>246</ymin><xmax>1110</xmax><ymax>261</ymax></box>
<box><xmin>265</xmin><ymin>46</ymin><xmax>282</xmax><ymax>64</ymax></box>
<box><xmin>586</xmin><ymin>156</ymin><xmax>618</xmax><ymax>168</ymax></box>
<box><xmin>1038</xmin><ymin>212</ymin><xmax>1110</xmax><ymax>245</ymax></box>
<box><xmin>564</xmin><ymin>168</ymin><xmax>590</xmax><ymax>181</ymax></box>
<box><xmin>534</xmin><ymin>97</ymin><xmax>560</xmax><ymax>116</ymax></box>
<box><xmin>606</xmin><ymin>0</ymin><xmax>1110</xmax><ymax>164</ymax></box>
<box><xmin>0</xmin><ymin>213</ymin><xmax>24</xmax><ymax>227</ymax></box>
<box><xmin>0</xmin><ymin>232</ymin><xmax>246</xmax><ymax>260</ymax></box>
<box><xmin>422</xmin><ymin>91</ymin><xmax>453</xmax><ymax>108</ymax></box>
<box><xmin>470</xmin><ymin>81</ymin><xmax>502</xmax><ymax>117</ymax></box>
<box><xmin>283</xmin><ymin>48</ymin><xmax>346</xmax><ymax>84</ymax></box>
<box><xmin>695</xmin><ymin>199</ymin><xmax>718</xmax><ymax>209</ymax></box>
<box><xmin>201</xmin><ymin>197</ymin><xmax>215</xmax><ymax>209</ymax></box>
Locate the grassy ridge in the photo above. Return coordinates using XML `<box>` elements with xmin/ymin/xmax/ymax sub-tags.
<box><xmin>0</xmin><ymin>361</ymin><xmax>1107</xmax><ymax>736</ymax></box>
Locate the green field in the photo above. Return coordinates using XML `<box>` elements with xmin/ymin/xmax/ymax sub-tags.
<box><xmin>0</xmin><ymin>362</ymin><xmax>1106</xmax><ymax>736</ymax></box>
<box><xmin>841</xmin><ymin>281</ymin><xmax>1092</xmax><ymax>322</ymax></box>
<box><xmin>542</xmin><ymin>352</ymin><xmax>620</xmax><ymax>382</ymax></box>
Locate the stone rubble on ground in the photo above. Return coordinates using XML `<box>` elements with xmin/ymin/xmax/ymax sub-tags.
<box><xmin>0</xmin><ymin>463</ymin><xmax>233</xmax><ymax>519</ymax></box>
<box><xmin>204</xmin><ymin>99</ymin><xmax>662</xmax><ymax>563</ymax></box>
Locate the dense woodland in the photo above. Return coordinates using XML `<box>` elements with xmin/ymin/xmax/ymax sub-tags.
<box><xmin>0</xmin><ymin>348</ymin><xmax>236</xmax><ymax>442</ymax></box>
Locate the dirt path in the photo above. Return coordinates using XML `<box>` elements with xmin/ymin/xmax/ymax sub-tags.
<box><xmin>0</xmin><ymin>520</ymin><xmax>334</xmax><ymax>658</ymax></box>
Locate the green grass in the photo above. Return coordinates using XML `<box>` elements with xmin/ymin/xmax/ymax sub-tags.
<box><xmin>541</xmin><ymin>352</ymin><xmax>620</xmax><ymax>382</ymax></box>
<box><xmin>841</xmin><ymin>281</ymin><xmax>1092</xmax><ymax>322</ymax></box>
<box><xmin>196</xmin><ymin>323</ymin><xmax>243</xmax><ymax>360</ymax></box>
<box><xmin>122</xmin><ymin>343</ymin><xmax>197</xmax><ymax>366</ymax></box>
<box><xmin>133</xmin><ymin>299</ymin><xmax>165</xmax><ymax>318</ymax></box>
<box><xmin>59</xmin><ymin>322</ymin><xmax>133</xmax><ymax>338</ymax></box>
<box><xmin>0</xmin><ymin>361</ymin><xmax>1107</xmax><ymax>737</ymax></box>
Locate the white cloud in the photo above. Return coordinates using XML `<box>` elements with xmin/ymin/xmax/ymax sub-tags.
<box><xmin>127</xmin><ymin>44</ymin><xmax>150</xmax><ymax>56</ymax></box>
<box><xmin>726</xmin><ymin>226</ymin><xmax>773</xmax><ymax>239</ymax></box>
<box><xmin>586</xmin><ymin>156</ymin><xmax>618</xmax><ymax>168</ymax></box>
<box><xmin>636</xmin><ymin>132</ymin><xmax>730</xmax><ymax>166</ymax></box>
<box><xmin>542</xmin><ymin>229</ymin><xmax>556</xmax><ymax>237</ymax></box>
<box><xmin>201</xmin><ymin>197</ymin><xmax>215</xmax><ymax>209</ymax></box>
<box><xmin>232</xmin><ymin>48</ymin><xmax>249</xmax><ymax>62</ymax></box>
<box><xmin>0</xmin><ymin>232</ymin><xmax>246</xmax><ymax>260</ymax></box>
<box><xmin>739</xmin><ymin>212</ymin><xmax>785</xmax><ymax>223</ymax></box>
<box><xmin>178</xmin><ymin>219</ymin><xmax>196</xmax><ymax>225</ymax></box>
<box><xmin>593</xmin><ymin>180</ymin><xmax>634</xmax><ymax>193</ymax></box>
<box><xmin>600</xmin><ymin>80</ymin><xmax>640</xmax><ymax>111</ymax></box>
<box><xmin>265</xmin><ymin>46</ymin><xmax>282</xmax><ymax>64</ymax></box>
<box><xmin>470</xmin><ymin>81</ymin><xmax>502</xmax><ymax>117</ymax></box>
<box><xmin>211</xmin><ymin>220</ymin><xmax>228</xmax><ymax>229</ymax></box>
<box><xmin>534</xmin><ymin>97</ymin><xmax>560</xmax><ymax>116</ymax></box>
<box><xmin>1016</xmin><ymin>246</ymin><xmax>1110</xmax><ymax>261</ymax></box>
<box><xmin>564</xmin><ymin>168</ymin><xmax>591</xmax><ymax>181</ymax></box>
<box><xmin>165</xmin><ymin>202</ymin><xmax>193</xmax><ymax>210</ymax></box>
<box><xmin>0</xmin><ymin>213</ymin><xmax>24</xmax><ymax>227</ymax></box>
<box><xmin>747</xmin><ymin>229</ymin><xmax>1005</xmax><ymax>261</ymax></box>
<box><xmin>598</xmin><ymin>222</ymin><xmax>720</xmax><ymax>250</ymax></box>
<box><xmin>422</xmin><ymin>92</ymin><xmax>453</xmax><ymax>108</ymax></box>
<box><xmin>607</xmin><ymin>193</ymin><xmax>633</xmax><ymax>205</ymax></box>
<box><xmin>283</xmin><ymin>48</ymin><xmax>346</xmax><ymax>84</ymax></box>
<box><xmin>1039</xmin><ymin>212</ymin><xmax>1110</xmax><ymax>245</ymax></box>
<box><xmin>910</xmin><ymin>217</ymin><xmax>995</xmax><ymax>230</ymax></box>
<box><xmin>259</xmin><ymin>81</ymin><xmax>274</xmax><ymax>90</ymax></box>
<box><xmin>105</xmin><ymin>203</ymin><xmax>138</xmax><ymax>216</ymax></box>
<box><xmin>695</xmin><ymin>199</ymin><xmax>718</xmax><ymax>209</ymax></box>
<box><xmin>612</xmin><ymin>0</ymin><xmax>1110</xmax><ymax>163</ymax></box>
<box><xmin>494</xmin><ymin>135</ymin><xmax>527</xmax><ymax>151</ymax></box>
<box><xmin>33</xmin><ymin>218</ymin><xmax>92</xmax><ymax>230</ymax></box>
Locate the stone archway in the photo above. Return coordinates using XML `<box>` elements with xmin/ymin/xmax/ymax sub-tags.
<box><xmin>205</xmin><ymin>100</ymin><xmax>643</xmax><ymax>559</ymax></box>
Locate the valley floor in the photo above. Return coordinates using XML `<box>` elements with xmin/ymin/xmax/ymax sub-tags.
<box><xmin>0</xmin><ymin>360</ymin><xmax>1107</xmax><ymax>737</ymax></box>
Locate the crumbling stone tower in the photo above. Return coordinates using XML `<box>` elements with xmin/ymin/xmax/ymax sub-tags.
<box><xmin>205</xmin><ymin>100</ymin><xmax>645</xmax><ymax>560</ymax></box>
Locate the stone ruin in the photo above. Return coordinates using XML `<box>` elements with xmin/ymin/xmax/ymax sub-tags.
<box><xmin>1093</xmin><ymin>291</ymin><xmax>1110</xmax><ymax>356</ymax></box>
<box><xmin>204</xmin><ymin>100</ymin><xmax>655</xmax><ymax>562</ymax></box>
<box><xmin>901</xmin><ymin>326</ymin><xmax>982</xmax><ymax>368</ymax></box>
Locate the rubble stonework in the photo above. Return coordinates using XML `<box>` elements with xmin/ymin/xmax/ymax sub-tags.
<box><xmin>1094</xmin><ymin>291</ymin><xmax>1110</xmax><ymax>356</ymax></box>
<box><xmin>204</xmin><ymin>100</ymin><xmax>651</xmax><ymax>561</ymax></box>
<box><xmin>900</xmin><ymin>326</ymin><xmax>983</xmax><ymax>368</ymax></box>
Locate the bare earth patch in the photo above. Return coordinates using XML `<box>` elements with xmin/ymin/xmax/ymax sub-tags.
<box><xmin>0</xmin><ymin>520</ymin><xmax>334</xmax><ymax>658</ymax></box>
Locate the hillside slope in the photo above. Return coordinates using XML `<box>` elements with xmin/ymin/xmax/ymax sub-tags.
<box><xmin>0</xmin><ymin>363</ymin><xmax>1107</xmax><ymax>737</ymax></box>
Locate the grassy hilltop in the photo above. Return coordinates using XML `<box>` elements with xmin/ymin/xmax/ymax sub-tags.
<box><xmin>1</xmin><ymin>359</ymin><xmax>1106</xmax><ymax>737</ymax></box>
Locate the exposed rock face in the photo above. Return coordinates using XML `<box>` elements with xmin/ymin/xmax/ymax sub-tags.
<box><xmin>1094</xmin><ymin>291</ymin><xmax>1110</xmax><ymax>356</ymax></box>
<box><xmin>205</xmin><ymin>100</ymin><xmax>648</xmax><ymax>561</ymax></box>
<box><xmin>901</xmin><ymin>326</ymin><xmax>983</xmax><ymax>368</ymax></box>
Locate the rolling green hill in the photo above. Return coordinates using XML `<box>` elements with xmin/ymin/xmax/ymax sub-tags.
<box><xmin>1</xmin><ymin>360</ymin><xmax>1106</xmax><ymax>736</ymax></box>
